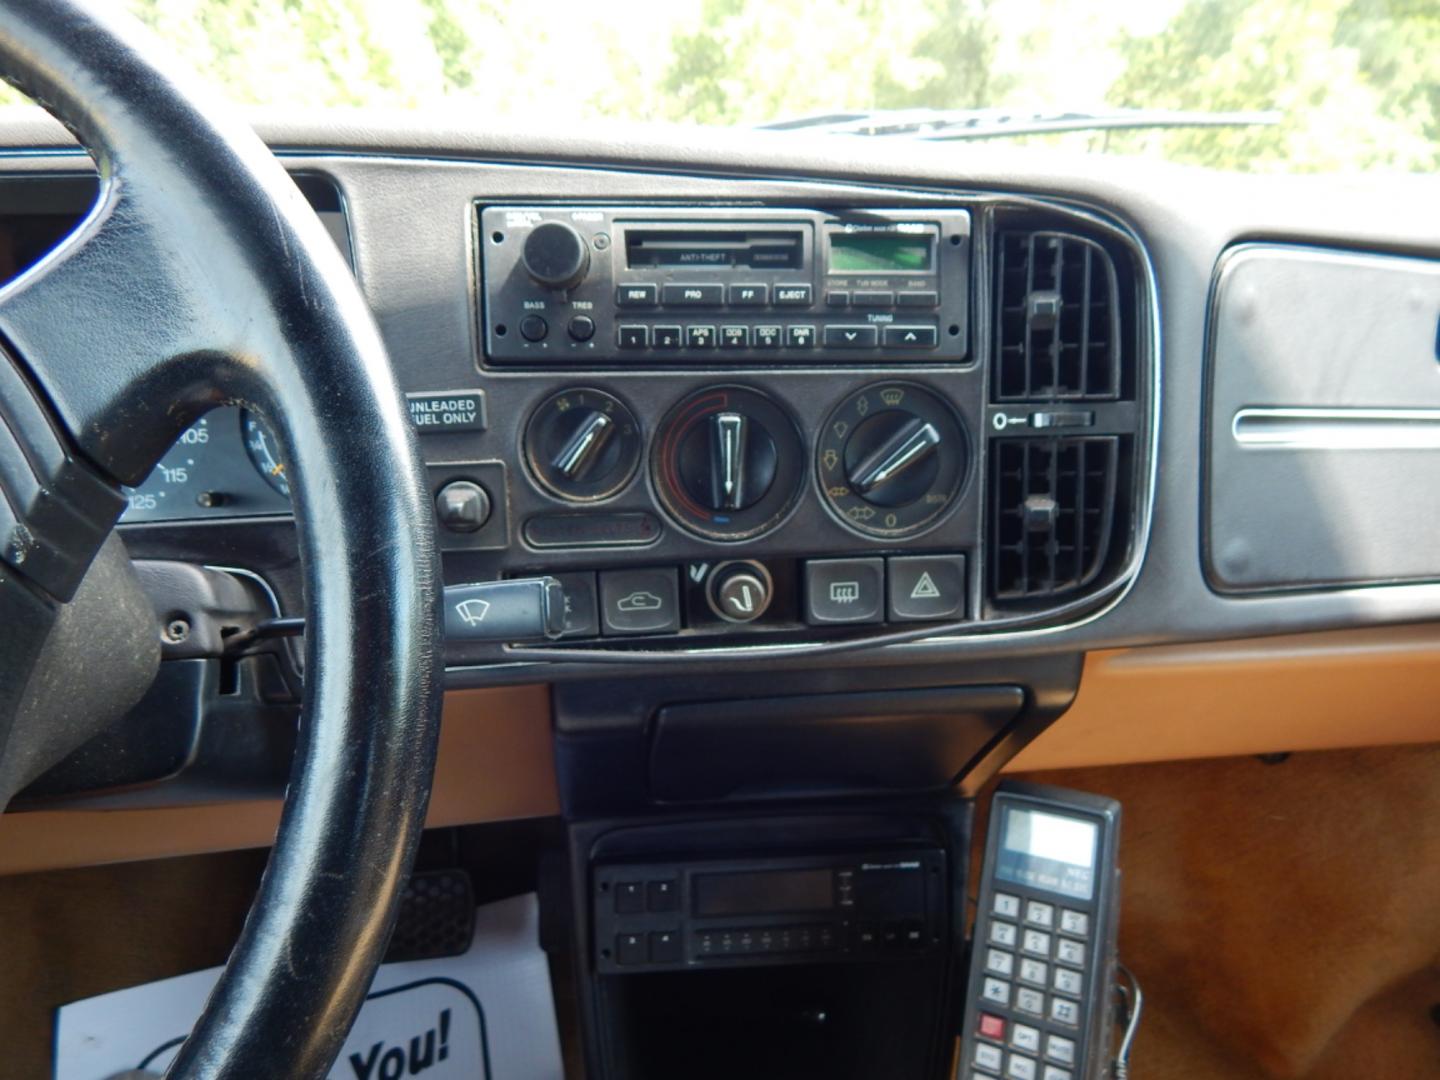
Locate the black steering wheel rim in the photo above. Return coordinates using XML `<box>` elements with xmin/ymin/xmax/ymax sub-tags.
<box><xmin>0</xmin><ymin>3</ymin><xmax>443</xmax><ymax>1078</ymax></box>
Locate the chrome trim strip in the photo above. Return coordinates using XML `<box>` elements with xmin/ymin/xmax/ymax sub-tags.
<box><xmin>1234</xmin><ymin>407</ymin><xmax>1440</xmax><ymax>449</ymax></box>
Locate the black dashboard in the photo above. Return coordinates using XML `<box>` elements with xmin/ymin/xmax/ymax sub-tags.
<box><xmin>4</xmin><ymin>116</ymin><xmax>1438</xmax><ymax>810</ymax></box>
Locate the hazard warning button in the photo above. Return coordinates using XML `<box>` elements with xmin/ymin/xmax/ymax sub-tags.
<box><xmin>887</xmin><ymin>555</ymin><xmax>966</xmax><ymax>622</ymax></box>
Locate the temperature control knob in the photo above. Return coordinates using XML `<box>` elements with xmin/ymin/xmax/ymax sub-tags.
<box><xmin>522</xmin><ymin>221</ymin><xmax>590</xmax><ymax>289</ymax></box>
<box><xmin>524</xmin><ymin>388</ymin><xmax>641</xmax><ymax>502</ymax></box>
<box><xmin>817</xmin><ymin>382</ymin><xmax>968</xmax><ymax>538</ymax></box>
<box><xmin>653</xmin><ymin>386</ymin><xmax>804</xmax><ymax>541</ymax></box>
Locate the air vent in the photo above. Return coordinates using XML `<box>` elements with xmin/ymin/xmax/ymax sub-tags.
<box><xmin>995</xmin><ymin>231</ymin><xmax>1121</xmax><ymax>402</ymax></box>
<box><xmin>990</xmin><ymin>437</ymin><xmax>1120</xmax><ymax>601</ymax></box>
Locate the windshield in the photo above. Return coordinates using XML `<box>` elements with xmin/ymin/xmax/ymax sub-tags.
<box><xmin>36</xmin><ymin>1</ymin><xmax>1440</xmax><ymax>173</ymax></box>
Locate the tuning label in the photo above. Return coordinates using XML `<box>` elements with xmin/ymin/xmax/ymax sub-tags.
<box><xmin>816</xmin><ymin>382</ymin><xmax>968</xmax><ymax>538</ymax></box>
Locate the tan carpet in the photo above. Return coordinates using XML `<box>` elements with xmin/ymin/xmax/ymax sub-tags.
<box><xmin>1015</xmin><ymin>744</ymin><xmax>1440</xmax><ymax>1079</ymax></box>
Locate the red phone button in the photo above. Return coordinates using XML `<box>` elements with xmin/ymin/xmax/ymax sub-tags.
<box><xmin>979</xmin><ymin>1013</ymin><xmax>1006</xmax><ymax>1041</ymax></box>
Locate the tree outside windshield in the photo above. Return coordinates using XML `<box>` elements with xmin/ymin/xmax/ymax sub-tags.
<box><xmin>73</xmin><ymin>1</ymin><xmax>1440</xmax><ymax>173</ymax></box>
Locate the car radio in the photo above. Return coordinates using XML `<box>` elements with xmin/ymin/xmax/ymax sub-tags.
<box><xmin>478</xmin><ymin>206</ymin><xmax>971</xmax><ymax>365</ymax></box>
<box><xmin>592</xmin><ymin>848</ymin><xmax>947</xmax><ymax>973</ymax></box>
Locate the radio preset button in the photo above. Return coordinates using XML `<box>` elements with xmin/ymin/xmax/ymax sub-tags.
<box><xmin>687</xmin><ymin>325</ymin><xmax>717</xmax><ymax>349</ymax></box>
<box><xmin>653</xmin><ymin>325</ymin><xmax>683</xmax><ymax>348</ymax></box>
<box><xmin>617</xmin><ymin>325</ymin><xmax>649</xmax><ymax>348</ymax></box>
<box><xmin>774</xmin><ymin>283</ymin><xmax>813</xmax><ymax>305</ymax></box>
<box><xmin>787</xmin><ymin>325</ymin><xmax>817</xmax><ymax>348</ymax></box>
<box><xmin>883</xmin><ymin>325</ymin><xmax>939</xmax><ymax>348</ymax></box>
<box><xmin>852</xmin><ymin>289</ymin><xmax>895</xmax><ymax>307</ymax></box>
<box><xmin>823</xmin><ymin>325</ymin><xmax>879</xmax><ymax>347</ymax></box>
<box><xmin>616</xmin><ymin>283</ymin><xmax>659</xmax><ymax>306</ymax></box>
<box><xmin>649</xmin><ymin>930</ymin><xmax>682</xmax><ymax>964</ymax></box>
<box><xmin>754</xmin><ymin>325</ymin><xmax>783</xmax><ymax>348</ymax></box>
<box><xmin>663</xmin><ymin>283</ymin><xmax>725</xmax><ymax>306</ymax></box>
<box><xmin>615</xmin><ymin>881</ymin><xmax>644</xmax><ymax>913</ymax></box>
<box><xmin>720</xmin><ymin>326</ymin><xmax>750</xmax><ymax>348</ymax></box>
<box><xmin>728</xmin><ymin>283</ymin><xmax>769</xmax><ymax>306</ymax></box>
<box><xmin>616</xmin><ymin>932</ymin><xmax>646</xmax><ymax>965</ymax></box>
<box><xmin>897</xmin><ymin>289</ymin><xmax>940</xmax><ymax>307</ymax></box>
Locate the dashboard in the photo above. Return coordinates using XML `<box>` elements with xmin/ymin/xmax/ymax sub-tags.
<box><xmin>2</xmin><ymin>113</ymin><xmax>1438</xmax><ymax>828</ymax></box>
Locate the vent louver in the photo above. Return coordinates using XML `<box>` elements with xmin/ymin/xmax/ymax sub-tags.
<box><xmin>995</xmin><ymin>231</ymin><xmax>1121</xmax><ymax>402</ymax></box>
<box><xmin>990</xmin><ymin>437</ymin><xmax>1120</xmax><ymax>601</ymax></box>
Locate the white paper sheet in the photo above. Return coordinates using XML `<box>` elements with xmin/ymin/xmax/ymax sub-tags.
<box><xmin>53</xmin><ymin>892</ymin><xmax>563</xmax><ymax>1080</ymax></box>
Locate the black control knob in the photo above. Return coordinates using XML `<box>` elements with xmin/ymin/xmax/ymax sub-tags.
<box><xmin>652</xmin><ymin>386</ymin><xmax>805</xmax><ymax>541</ymax></box>
<box><xmin>524</xmin><ymin>388</ymin><xmax>641</xmax><ymax>502</ymax></box>
<box><xmin>707</xmin><ymin>561</ymin><xmax>773</xmax><ymax>623</ymax></box>
<box><xmin>522</xmin><ymin>221</ymin><xmax>591</xmax><ymax>289</ymax></box>
<box><xmin>435</xmin><ymin>480</ymin><xmax>491</xmax><ymax>533</ymax></box>
<box><xmin>817</xmin><ymin>383</ymin><xmax>968</xmax><ymax>538</ymax></box>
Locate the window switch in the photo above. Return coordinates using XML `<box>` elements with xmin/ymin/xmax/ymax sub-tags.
<box><xmin>647</xmin><ymin>879</ymin><xmax>678</xmax><ymax>912</ymax></box>
<box><xmin>614</xmin><ymin>881</ymin><xmax>644</xmax><ymax>914</ymax></box>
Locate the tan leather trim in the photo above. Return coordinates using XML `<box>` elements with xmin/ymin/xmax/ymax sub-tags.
<box><xmin>1007</xmin><ymin>623</ymin><xmax>1440</xmax><ymax>772</ymax></box>
<box><xmin>0</xmin><ymin>684</ymin><xmax>556</xmax><ymax>877</ymax></box>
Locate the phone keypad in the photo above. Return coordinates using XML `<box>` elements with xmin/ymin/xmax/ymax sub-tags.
<box><xmin>968</xmin><ymin>890</ymin><xmax>1093</xmax><ymax>1079</ymax></box>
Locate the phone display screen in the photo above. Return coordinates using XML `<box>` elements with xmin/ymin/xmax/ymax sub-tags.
<box><xmin>995</xmin><ymin>806</ymin><xmax>1098</xmax><ymax>900</ymax></box>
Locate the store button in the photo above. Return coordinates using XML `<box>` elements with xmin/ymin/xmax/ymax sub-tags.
<box><xmin>600</xmin><ymin>567</ymin><xmax>680</xmax><ymax>635</ymax></box>
<box><xmin>887</xmin><ymin>555</ymin><xmax>966</xmax><ymax>621</ymax></box>
<box><xmin>805</xmin><ymin>558</ymin><xmax>883</xmax><ymax>625</ymax></box>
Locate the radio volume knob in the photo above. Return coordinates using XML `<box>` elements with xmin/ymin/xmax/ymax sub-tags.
<box><xmin>522</xmin><ymin>221</ymin><xmax>591</xmax><ymax>289</ymax></box>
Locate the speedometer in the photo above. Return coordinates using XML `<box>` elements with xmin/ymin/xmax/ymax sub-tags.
<box><xmin>241</xmin><ymin>411</ymin><xmax>290</xmax><ymax>498</ymax></box>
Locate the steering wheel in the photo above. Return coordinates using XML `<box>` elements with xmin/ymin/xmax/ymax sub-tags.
<box><xmin>0</xmin><ymin>3</ymin><xmax>442</xmax><ymax>1078</ymax></box>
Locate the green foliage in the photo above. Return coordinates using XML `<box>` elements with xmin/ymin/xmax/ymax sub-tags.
<box><xmin>0</xmin><ymin>0</ymin><xmax>1431</xmax><ymax>174</ymax></box>
<box><xmin>1108</xmin><ymin>0</ymin><xmax>1440</xmax><ymax>172</ymax></box>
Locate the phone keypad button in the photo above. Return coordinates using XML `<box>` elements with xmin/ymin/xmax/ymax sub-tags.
<box><xmin>1024</xmin><ymin>901</ymin><xmax>1055</xmax><ymax>928</ymax></box>
<box><xmin>986</xmin><ymin>948</ymin><xmax>1015</xmax><ymax>977</ymax></box>
<box><xmin>974</xmin><ymin>1042</ymin><xmax>1004</xmax><ymax>1072</ymax></box>
<box><xmin>1011</xmin><ymin>1023</ymin><xmax>1041</xmax><ymax>1053</ymax></box>
<box><xmin>1046</xmin><ymin>1034</ymin><xmax>1076</xmax><ymax>1065</ymax></box>
<box><xmin>1021</xmin><ymin>929</ymin><xmax>1051</xmax><ymax>956</ymax></box>
<box><xmin>1055</xmin><ymin>939</ymin><xmax>1086</xmax><ymax>967</ymax></box>
<box><xmin>1053</xmin><ymin>967</ymin><xmax>1084</xmax><ymax>995</ymax></box>
<box><xmin>1015</xmin><ymin>987</ymin><xmax>1045</xmax><ymax>1016</ymax></box>
<box><xmin>1059</xmin><ymin>909</ymin><xmax>1089</xmax><ymax>936</ymax></box>
<box><xmin>1006</xmin><ymin>1054</ymin><xmax>1037</xmax><ymax>1080</ymax></box>
<box><xmin>990</xmin><ymin>920</ymin><xmax>1018</xmax><ymax>947</ymax></box>
<box><xmin>1018</xmin><ymin>958</ymin><xmax>1047</xmax><ymax>986</ymax></box>
<box><xmin>1049</xmin><ymin>997</ymin><xmax>1081</xmax><ymax>1027</ymax></box>
<box><xmin>994</xmin><ymin>892</ymin><xmax>1022</xmax><ymax>918</ymax></box>
<box><xmin>983</xmin><ymin>977</ymin><xmax>1012</xmax><ymax>1006</ymax></box>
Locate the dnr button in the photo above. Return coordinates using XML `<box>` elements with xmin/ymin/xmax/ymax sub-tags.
<box><xmin>407</xmin><ymin>390</ymin><xmax>487</xmax><ymax>433</ymax></box>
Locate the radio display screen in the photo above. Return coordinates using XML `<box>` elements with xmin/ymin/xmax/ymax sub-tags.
<box><xmin>995</xmin><ymin>807</ymin><xmax>1098</xmax><ymax>900</ymax></box>
<box><xmin>829</xmin><ymin>233</ymin><xmax>933</xmax><ymax>273</ymax></box>
<box><xmin>694</xmin><ymin>868</ymin><xmax>834</xmax><ymax>917</ymax></box>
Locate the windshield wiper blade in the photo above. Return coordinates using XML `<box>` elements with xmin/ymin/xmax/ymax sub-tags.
<box><xmin>760</xmin><ymin>107</ymin><xmax>1281</xmax><ymax>140</ymax></box>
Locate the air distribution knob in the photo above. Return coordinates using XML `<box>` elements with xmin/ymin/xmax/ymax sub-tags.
<box><xmin>522</xmin><ymin>221</ymin><xmax>591</xmax><ymax>289</ymax></box>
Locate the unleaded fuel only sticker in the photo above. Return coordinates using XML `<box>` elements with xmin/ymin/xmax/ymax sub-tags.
<box><xmin>407</xmin><ymin>390</ymin><xmax>487</xmax><ymax>433</ymax></box>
